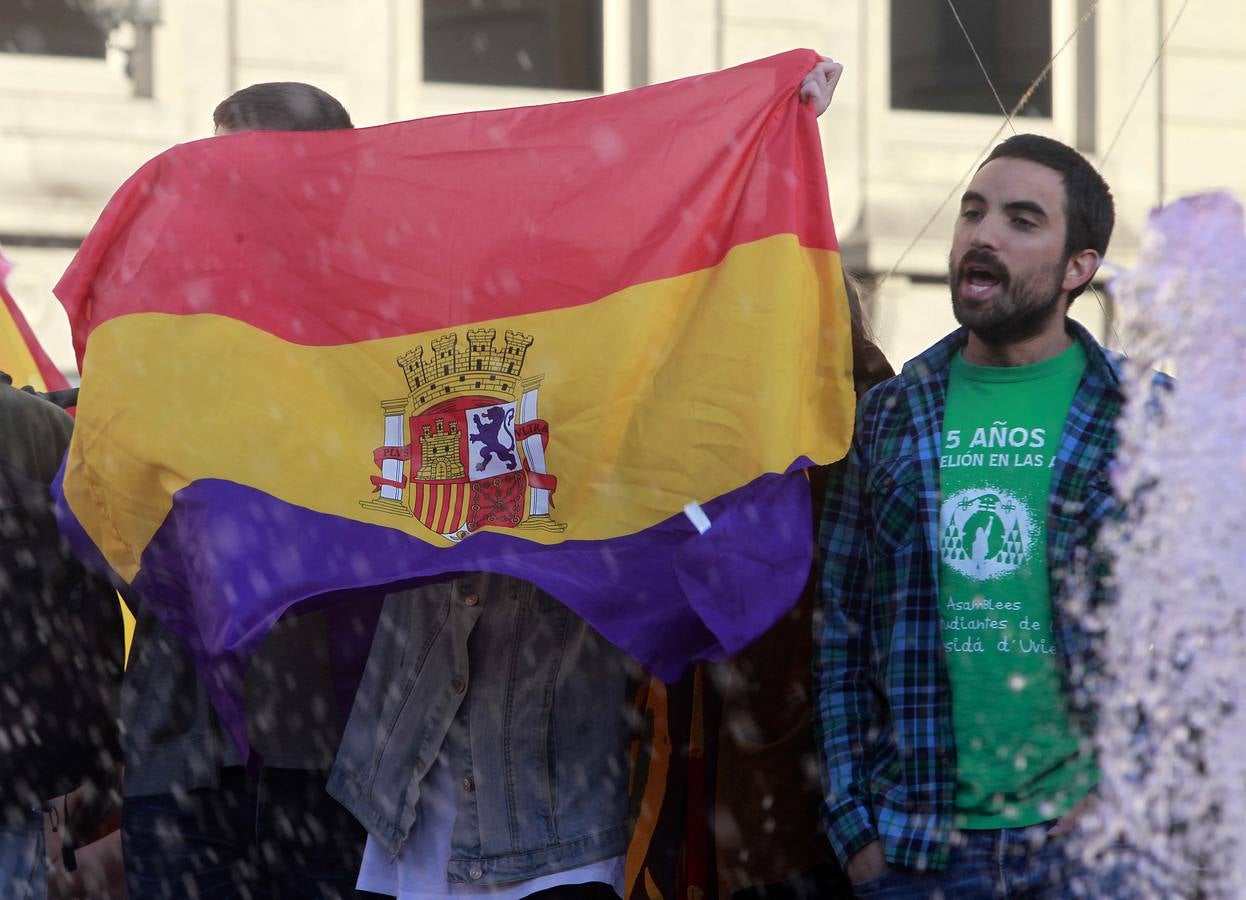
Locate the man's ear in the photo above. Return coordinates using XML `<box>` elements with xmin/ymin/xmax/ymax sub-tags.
<box><xmin>1063</xmin><ymin>248</ymin><xmax>1101</xmax><ymax>295</ymax></box>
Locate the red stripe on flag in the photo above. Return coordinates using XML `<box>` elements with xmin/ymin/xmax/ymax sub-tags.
<box><xmin>55</xmin><ymin>50</ymin><xmax>834</xmax><ymax>361</ymax></box>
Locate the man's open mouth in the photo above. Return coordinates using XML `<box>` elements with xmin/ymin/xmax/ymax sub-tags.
<box><xmin>959</xmin><ymin>261</ymin><xmax>1005</xmax><ymax>297</ymax></box>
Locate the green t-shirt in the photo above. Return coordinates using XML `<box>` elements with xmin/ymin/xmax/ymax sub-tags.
<box><xmin>938</xmin><ymin>340</ymin><xmax>1098</xmax><ymax>829</ymax></box>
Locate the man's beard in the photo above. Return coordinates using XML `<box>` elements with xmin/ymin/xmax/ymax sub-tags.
<box><xmin>949</xmin><ymin>250</ymin><xmax>1065</xmax><ymax>345</ymax></box>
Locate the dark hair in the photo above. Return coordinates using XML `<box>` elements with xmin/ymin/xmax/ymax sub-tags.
<box><xmin>981</xmin><ymin>134</ymin><xmax>1114</xmax><ymax>300</ymax></box>
<box><xmin>842</xmin><ymin>270</ymin><xmax>876</xmax><ymax>346</ymax></box>
<box><xmin>213</xmin><ymin>82</ymin><xmax>353</xmax><ymax>133</ymax></box>
<box><xmin>843</xmin><ymin>270</ymin><xmax>894</xmax><ymax>396</ymax></box>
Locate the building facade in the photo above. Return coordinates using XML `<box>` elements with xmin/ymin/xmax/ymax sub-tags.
<box><xmin>2</xmin><ymin>0</ymin><xmax>1242</xmax><ymax>374</ymax></box>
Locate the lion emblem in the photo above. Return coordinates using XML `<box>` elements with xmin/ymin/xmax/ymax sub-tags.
<box><xmin>469</xmin><ymin>405</ymin><xmax>518</xmax><ymax>472</ymax></box>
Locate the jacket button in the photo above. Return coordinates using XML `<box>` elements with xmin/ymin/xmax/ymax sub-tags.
<box><xmin>468</xmin><ymin>866</ymin><xmax>483</xmax><ymax>880</ymax></box>
<box><xmin>462</xmin><ymin>777</ymin><xmax>474</xmax><ymax>793</ymax></box>
<box><xmin>452</xmin><ymin>678</ymin><xmax>466</xmax><ymax>694</ymax></box>
<box><xmin>464</xmin><ymin>593</ymin><xmax>480</xmax><ymax>607</ymax></box>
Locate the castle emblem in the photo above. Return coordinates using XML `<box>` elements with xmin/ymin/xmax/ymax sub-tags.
<box><xmin>361</xmin><ymin>328</ymin><xmax>564</xmax><ymax>540</ymax></box>
<box><xmin>939</xmin><ymin>488</ymin><xmax>1034</xmax><ymax>581</ymax></box>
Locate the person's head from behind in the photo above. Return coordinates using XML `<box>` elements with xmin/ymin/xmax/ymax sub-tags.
<box><xmin>213</xmin><ymin>82</ymin><xmax>353</xmax><ymax>135</ymax></box>
<box><xmin>948</xmin><ymin>134</ymin><xmax>1114</xmax><ymax>344</ymax></box>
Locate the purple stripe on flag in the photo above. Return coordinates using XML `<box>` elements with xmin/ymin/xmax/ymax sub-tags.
<box><xmin>55</xmin><ymin>469</ymin><xmax>814</xmax><ymax>759</ymax></box>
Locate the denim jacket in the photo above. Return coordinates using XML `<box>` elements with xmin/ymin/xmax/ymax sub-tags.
<box><xmin>328</xmin><ymin>573</ymin><xmax>632</xmax><ymax>885</ymax></box>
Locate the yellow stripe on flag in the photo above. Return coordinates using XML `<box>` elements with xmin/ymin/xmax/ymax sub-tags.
<box><xmin>65</xmin><ymin>235</ymin><xmax>853</xmax><ymax>583</ymax></box>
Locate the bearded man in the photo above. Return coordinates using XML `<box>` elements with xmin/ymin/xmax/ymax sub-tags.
<box><xmin>815</xmin><ymin>134</ymin><xmax>1137</xmax><ymax>897</ymax></box>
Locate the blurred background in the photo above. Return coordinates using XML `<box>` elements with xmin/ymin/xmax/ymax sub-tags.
<box><xmin>2</xmin><ymin>0</ymin><xmax>1243</xmax><ymax>377</ymax></box>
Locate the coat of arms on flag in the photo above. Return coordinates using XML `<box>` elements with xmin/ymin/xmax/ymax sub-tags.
<box><xmin>362</xmin><ymin>327</ymin><xmax>563</xmax><ymax>541</ymax></box>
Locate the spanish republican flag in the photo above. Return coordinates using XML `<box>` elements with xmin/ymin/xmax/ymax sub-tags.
<box><xmin>54</xmin><ymin>50</ymin><xmax>854</xmax><ymax>743</ymax></box>
<box><xmin>0</xmin><ymin>250</ymin><xmax>69</xmax><ymax>393</ymax></box>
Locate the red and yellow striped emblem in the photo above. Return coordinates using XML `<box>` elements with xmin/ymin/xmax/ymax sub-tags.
<box><xmin>410</xmin><ymin>480</ymin><xmax>470</xmax><ymax>536</ymax></box>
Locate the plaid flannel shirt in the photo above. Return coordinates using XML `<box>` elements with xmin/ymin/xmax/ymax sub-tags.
<box><xmin>814</xmin><ymin>320</ymin><xmax>1129</xmax><ymax>871</ymax></box>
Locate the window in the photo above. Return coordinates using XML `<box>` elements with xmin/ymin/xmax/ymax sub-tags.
<box><xmin>423</xmin><ymin>0</ymin><xmax>603</xmax><ymax>92</ymax></box>
<box><xmin>1</xmin><ymin>0</ymin><xmax>109</xmax><ymax>58</ymax></box>
<box><xmin>890</xmin><ymin>0</ymin><xmax>1052</xmax><ymax>117</ymax></box>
